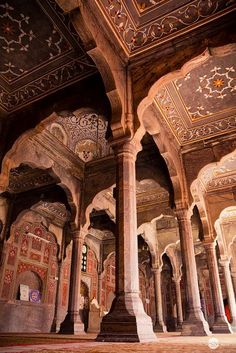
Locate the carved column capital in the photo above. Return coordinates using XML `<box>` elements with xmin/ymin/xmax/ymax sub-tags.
<box><xmin>174</xmin><ymin>204</ymin><xmax>191</xmax><ymax>222</ymax></box>
<box><xmin>152</xmin><ymin>266</ymin><xmax>162</xmax><ymax>274</ymax></box>
<box><xmin>72</xmin><ymin>229</ymin><xmax>86</xmax><ymax>241</ymax></box>
<box><xmin>112</xmin><ymin>139</ymin><xmax>141</xmax><ymax>159</ymax></box>
<box><xmin>219</xmin><ymin>258</ymin><xmax>230</xmax><ymax>268</ymax></box>
<box><xmin>172</xmin><ymin>275</ymin><xmax>181</xmax><ymax>283</ymax></box>
<box><xmin>203</xmin><ymin>240</ymin><xmax>216</xmax><ymax>251</ymax></box>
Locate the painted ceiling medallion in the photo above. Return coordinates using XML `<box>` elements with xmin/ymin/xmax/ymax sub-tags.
<box><xmin>154</xmin><ymin>46</ymin><xmax>236</xmax><ymax>145</ymax></box>
<box><xmin>196</xmin><ymin>66</ymin><xmax>235</xmax><ymax>99</ymax></box>
<box><xmin>213</xmin><ymin>78</ymin><xmax>224</xmax><ymax>88</ymax></box>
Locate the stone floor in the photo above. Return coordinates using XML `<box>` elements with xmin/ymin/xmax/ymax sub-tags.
<box><xmin>0</xmin><ymin>332</ymin><xmax>236</xmax><ymax>353</ymax></box>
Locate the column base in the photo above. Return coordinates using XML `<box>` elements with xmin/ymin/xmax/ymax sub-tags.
<box><xmin>96</xmin><ymin>293</ymin><xmax>157</xmax><ymax>342</ymax></box>
<box><xmin>59</xmin><ymin>312</ymin><xmax>85</xmax><ymax>334</ymax></box>
<box><xmin>153</xmin><ymin>322</ymin><xmax>167</xmax><ymax>333</ymax></box>
<box><xmin>51</xmin><ymin>320</ymin><xmax>61</xmax><ymax>333</ymax></box>
<box><xmin>211</xmin><ymin>316</ymin><xmax>232</xmax><ymax>334</ymax></box>
<box><xmin>176</xmin><ymin>322</ymin><xmax>183</xmax><ymax>332</ymax></box>
<box><xmin>230</xmin><ymin>320</ymin><xmax>236</xmax><ymax>333</ymax></box>
<box><xmin>181</xmin><ymin>310</ymin><xmax>211</xmax><ymax>336</ymax></box>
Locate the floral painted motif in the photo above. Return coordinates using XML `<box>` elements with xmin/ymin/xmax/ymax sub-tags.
<box><xmin>17</xmin><ymin>261</ymin><xmax>47</xmax><ymax>279</ymax></box>
<box><xmin>7</xmin><ymin>246</ymin><xmax>17</xmax><ymax>265</ymax></box>
<box><xmin>99</xmin><ymin>0</ymin><xmax>230</xmax><ymax>53</ymax></box>
<box><xmin>197</xmin><ymin>66</ymin><xmax>235</xmax><ymax>99</ymax></box>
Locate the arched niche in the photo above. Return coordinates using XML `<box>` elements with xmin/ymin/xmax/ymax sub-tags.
<box><xmin>215</xmin><ymin>206</ymin><xmax>236</xmax><ymax>261</ymax></box>
<box><xmin>191</xmin><ymin>149</ymin><xmax>236</xmax><ymax>239</ymax></box>
<box><xmin>0</xmin><ymin>208</ymin><xmax>61</xmax><ymax>333</ymax></box>
<box><xmin>0</xmin><ymin>112</ymin><xmax>90</xmax><ymax>228</ymax></box>
<box><xmin>15</xmin><ymin>270</ymin><xmax>42</xmax><ymax>301</ymax></box>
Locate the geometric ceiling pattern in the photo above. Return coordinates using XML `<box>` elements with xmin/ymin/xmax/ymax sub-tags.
<box><xmin>96</xmin><ymin>0</ymin><xmax>235</xmax><ymax>56</ymax></box>
<box><xmin>0</xmin><ymin>0</ymin><xmax>96</xmax><ymax>112</ymax></box>
<box><xmin>154</xmin><ymin>45</ymin><xmax>236</xmax><ymax>145</ymax></box>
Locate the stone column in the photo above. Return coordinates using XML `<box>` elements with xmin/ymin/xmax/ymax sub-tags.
<box><xmin>153</xmin><ymin>267</ymin><xmax>167</xmax><ymax>332</ymax></box>
<box><xmin>97</xmin><ymin>142</ymin><xmax>157</xmax><ymax>342</ymax></box>
<box><xmin>97</xmin><ymin>243</ymin><xmax>103</xmax><ymax>306</ymax></box>
<box><xmin>220</xmin><ymin>259</ymin><xmax>236</xmax><ymax>332</ymax></box>
<box><xmin>97</xmin><ymin>269</ymin><xmax>103</xmax><ymax>306</ymax></box>
<box><xmin>173</xmin><ymin>275</ymin><xmax>183</xmax><ymax>330</ymax></box>
<box><xmin>230</xmin><ymin>248</ymin><xmax>236</xmax><ymax>296</ymax></box>
<box><xmin>60</xmin><ymin>230</ymin><xmax>85</xmax><ymax>334</ymax></box>
<box><xmin>204</xmin><ymin>242</ymin><xmax>231</xmax><ymax>333</ymax></box>
<box><xmin>0</xmin><ymin>197</ymin><xmax>9</xmax><ymax>263</ymax></box>
<box><xmin>51</xmin><ymin>226</ymin><xmax>65</xmax><ymax>332</ymax></box>
<box><xmin>51</xmin><ymin>261</ymin><xmax>63</xmax><ymax>332</ymax></box>
<box><xmin>231</xmin><ymin>266</ymin><xmax>236</xmax><ymax>298</ymax></box>
<box><xmin>175</xmin><ymin>206</ymin><xmax>210</xmax><ymax>336</ymax></box>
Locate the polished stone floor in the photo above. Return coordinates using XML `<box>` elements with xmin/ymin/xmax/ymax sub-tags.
<box><xmin>0</xmin><ymin>332</ymin><xmax>236</xmax><ymax>353</ymax></box>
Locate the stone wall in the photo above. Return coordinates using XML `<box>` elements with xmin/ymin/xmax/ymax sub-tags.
<box><xmin>0</xmin><ymin>300</ymin><xmax>54</xmax><ymax>332</ymax></box>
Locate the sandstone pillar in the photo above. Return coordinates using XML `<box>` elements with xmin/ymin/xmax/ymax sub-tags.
<box><xmin>204</xmin><ymin>242</ymin><xmax>231</xmax><ymax>333</ymax></box>
<box><xmin>175</xmin><ymin>206</ymin><xmax>210</xmax><ymax>335</ymax></box>
<box><xmin>60</xmin><ymin>230</ymin><xmax>85</xmax><ymax>334</ymax></box>
<box><xmin>231</xmin><ymin>266</ymin><xmax>236</xmax><ymax>298</ymax></box>
<box><xmin>51</xmin><ymin>224</ymin><xmax>66</xmax><ymax>332</ymax></box>
<box><xmin>96</xmin><ymin>142</ymin><xmax>157</xmax><ymax>342</ymax></box>
<box><xmin>153</xmin><ymin>267</ymin><xmax>167</xmax><ymax>332</ymax></box>
<box><xmin>230</xmin><ymin>249</ymin><xmax>236</xmax><ymax>296</ymax></box>
<box><xmin>173</xmin><ymin>275</ymin><xmax>183</xmax><ymax>329</ymax></box>
<box><xmin>220</xmin><ymin>259</ymin><xmax>236</xmax><ymax>332</ymax></box>
<box><xmin>97</xmin><ymin>269</ymin><xmax>103</xmax><ymax>306</ymax></box>
<box><xmin>51</xmin><ymin>261</ymin><xmax>63</xmax><ymax>332</ymax></box>
<box><xmin>0</xmin><ymin>196</ymin><xmax>9</xmax><ymax>262</ymax></box>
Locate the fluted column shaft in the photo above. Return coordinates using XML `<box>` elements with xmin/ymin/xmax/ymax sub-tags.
<box><xmin>97</xmin><ymin>142</ymin><xmax>156</xmax><ymax>342</ymax></box>
<box><xmin>204</xmin><ymin>242</ymin><xmax>231</xmax><ymax>333</ymax></box>
<box><xmin>220</xmin><ymin>259</ymin><xmax>236</xmax><ymax>332</ymax></box>
<box><xmin>176</xmin><ymin>207</ymin><xmax>210</xmax><ymax>336</ymax></box>
<box><xmin>153</xmin><ymin>268</ymin><xmax>167</xmax><ymax>332</ymax></box>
